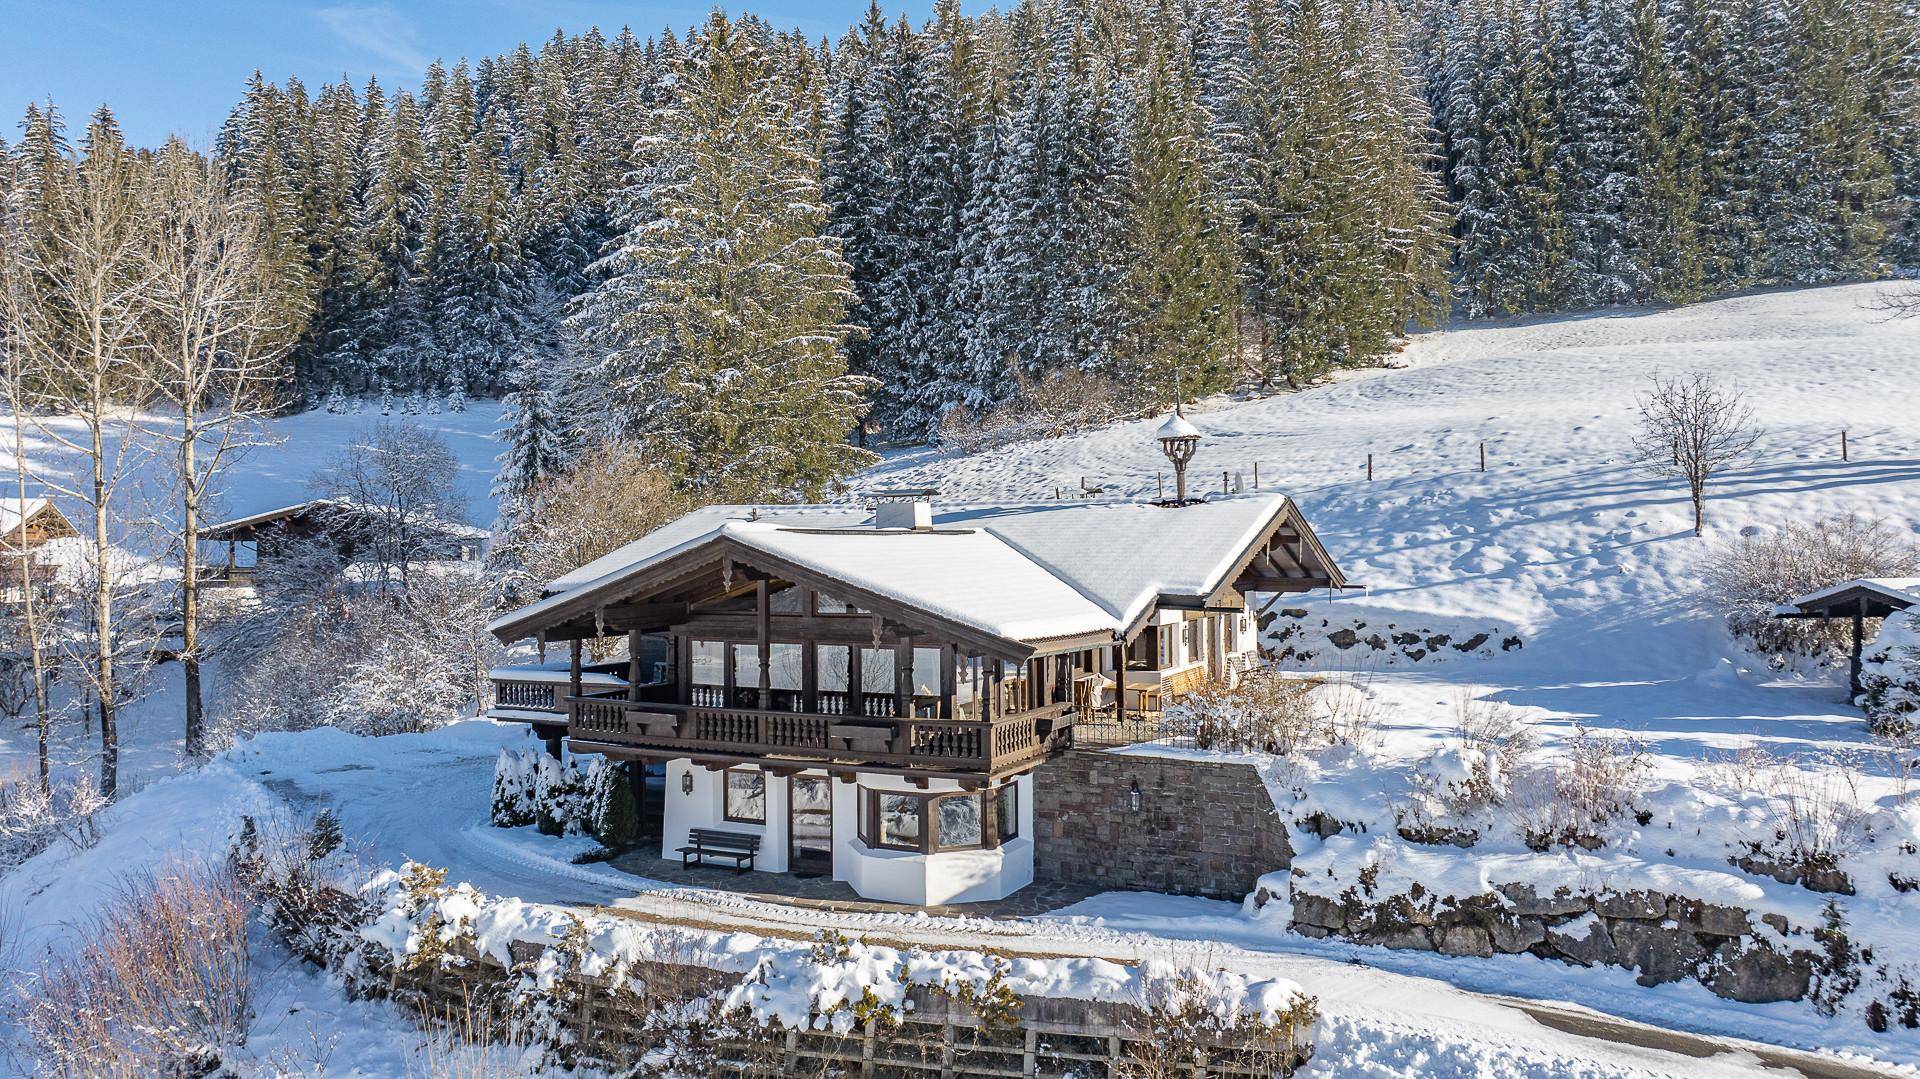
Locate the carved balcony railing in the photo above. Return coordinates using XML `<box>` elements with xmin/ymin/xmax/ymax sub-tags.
<box><xmin>559</xmin><ymin>696</ymin><xmax>1074</xmax><ymax>776</ymax></box>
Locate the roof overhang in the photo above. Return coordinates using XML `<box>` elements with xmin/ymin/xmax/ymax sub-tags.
<box><xmin>1774</xmin><ymin>579</ymin><xmax>1918</xmax><ymax>621</ymax></box>
<box><xmin>491</xmin><ymin>532</ymin><xmax>1038</xmax><ymax>662</ymax></box>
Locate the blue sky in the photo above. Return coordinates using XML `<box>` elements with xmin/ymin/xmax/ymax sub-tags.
<box><xmin>0</xmin><ymin>1</ymin><xmax>927</xmax><ymax>148</ymax></box>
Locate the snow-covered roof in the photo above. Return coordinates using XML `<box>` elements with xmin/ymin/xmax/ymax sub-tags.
<box><xmin>494</xmin><ymin>494</ymin><xmax>1339</xmax><ymax>648</ymax></box>
<box><xmin>0</xmin><ymin>496</ymin><xmax>53</xmax><ymax>535</ymax></box>
<box><xmin>1780</xmin><ymin>577</ymin><xmax>1920</xmax><ymax>613</ymax></box>
<box><xmin>1156</xmin><ymin>411</ymin><xmax>1200</xmax><ymax>440</ymax></box>
<box><xmin>200</xmin><ymin>498</ymin><xmax>486</xmax><ymax>540</ymax></box>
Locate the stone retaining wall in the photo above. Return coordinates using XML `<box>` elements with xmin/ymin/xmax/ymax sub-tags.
<box><xmin>1273</xmin><ymin>880</ymin><xmax>1827</xmax><ymax>1004</ymax></box>
<box><xmin>1034</xmin><ymin>751</ymin><xmax>1293</xmax><ymax>899</ymax></box>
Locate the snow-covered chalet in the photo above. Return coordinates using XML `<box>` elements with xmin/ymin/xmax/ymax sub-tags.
<box><xmin>485</xmin><ymin>457</ymin><xmax>1344</xmax><ymax>905</ymax></box>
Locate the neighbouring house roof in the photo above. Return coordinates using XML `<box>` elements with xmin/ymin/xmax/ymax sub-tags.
<box><xmin>491</xmin><ymin>494</ymin><xmax>1344</xmax><ymax>651</ymax></box>
<box><xmin>0</xmin><ymin>496</ymin><xmax>52</xmax><ymax>535</ymax></box>
<box><xmin>199</xmin><ymin>498</ymin><xmax>486</xmax><ymax>542</ymax></box>
<box><xmin>1777</xmin><ymin>578</ymin><xmax>1920</xmax><ymax>617</ymax></box>
<box><xmin>0</xmin><ymin>495</ymin><xmax>75</xmax><ymax>549</ymax></box>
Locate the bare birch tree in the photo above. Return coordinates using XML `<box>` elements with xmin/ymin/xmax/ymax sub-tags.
<box><xmin>0</xmin><ymin>193</ymin><xmax>60</xmax><ymax>791</ymax></box>
<box><xmin>7</xmin><ymin>109</ymin><xmax>153</xmax><ymax>798</ymax></box>
<box><xmin>1633</xmin><ymin>373</ymin><xmax>1762</xmax><ymax>538</ymax></box>
<box><xmin>139</xmin><ymin>140</ymin><xmax>290</xmax><ymax>757</ymax></box>
<box><xmin>308</xmin><ymin>421</ymin><xmax>465</xmax><ymax>593</ymax></box>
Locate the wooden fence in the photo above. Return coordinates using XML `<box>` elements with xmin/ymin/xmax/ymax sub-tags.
<box><xmin>385</xmin><ymin>940</ymin><xmax>1314</xmax><ymax>1078</ymax></box>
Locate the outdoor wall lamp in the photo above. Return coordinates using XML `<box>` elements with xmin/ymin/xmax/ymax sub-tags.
<box><xmin>1128</xmin><ymin>780</ymin><xmax>1143</xmax><ymax>812</ymax></box>
<box><xmin>681</xmin><ymin>772</ymin><xmax>695</xmax><ymax>796</ymax></box>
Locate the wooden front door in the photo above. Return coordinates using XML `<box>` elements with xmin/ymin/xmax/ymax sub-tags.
<box><xmin>789</xmin><ymin>775</ymin><xmax>833</xmax><ymax>875</ymax></box>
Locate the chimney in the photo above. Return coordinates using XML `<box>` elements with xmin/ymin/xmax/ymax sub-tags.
<box><xmin>873</xmin><ymin>489</ymin><xmax>935</xmax><ymax>531</ymax></box>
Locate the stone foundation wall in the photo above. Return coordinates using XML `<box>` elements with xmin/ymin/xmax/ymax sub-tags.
<box><xmin>1034</xmin><ymin>751</ymin><xmax>1293</xmax><ymax>899</ymax></box>
<box><xmin>1276</xmin><ymin>881</ymin><xmax>1825</xmax><ymax>1005</ymax></box>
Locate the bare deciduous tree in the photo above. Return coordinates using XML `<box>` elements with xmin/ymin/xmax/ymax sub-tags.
<box><xmin>139</xmin><ymin>140</ymin><xmax>291</xmax><ymax>757</ymax></box>
<box><xmin>1632</xmin><ymin>372</ymin><xmax>1762</xmax><ymax>537</ymax></box>
<box><xmin>2</xmin><ymin>109</ymin><xmax>154</xmax><ymax>798</ymax></box>
<box><xmin>496</xmin><ymin>440</ymin><xmax>689</xmax><ymax>595</ymax></box>
<box><xmin>308</xmin><ymin>421</ymin><xmax>466</xmax><ymax>592</ymax></box>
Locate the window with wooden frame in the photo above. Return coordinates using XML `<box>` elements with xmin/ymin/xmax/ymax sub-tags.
<box><xmin>723</xmin><ymin>769</ymin><xmax>766</xmax><ymax>824</ymax></box>
<box><xmin>856</xmin><ymin>784</ymin><xmax>1019</xmax><ymax>853</ymax></box>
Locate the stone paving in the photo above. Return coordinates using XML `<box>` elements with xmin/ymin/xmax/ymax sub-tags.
<box><xmin>608</xmin><ymin>851</ymin><xmax>1104</xmax><ymax>919</ymax></box>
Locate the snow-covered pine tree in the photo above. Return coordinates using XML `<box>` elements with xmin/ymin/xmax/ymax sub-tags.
<box><xmin>572</xmin><ymin>12</ymin><xmax>875</xmax><ymax>501</ymax></box>
<box><xmin>1557</xmin><ymin>0</ymin><xmax>1656</xmax><ymax>306</ymax></box>
<box><xmin>492</xmin><ymin>354</ymin><xmax>567</xmax><ymax>511</ymax></box>
<box><xmin>1117</xmin><ymin>13</ymin><xmax>1239</xmax><ymax>401</ymax></box>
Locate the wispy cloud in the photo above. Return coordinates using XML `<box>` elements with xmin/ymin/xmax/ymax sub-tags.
<box><xmin>315</xmin><ymin>5</ymin><xmax>432</xmax><ymax>76</ymax></box>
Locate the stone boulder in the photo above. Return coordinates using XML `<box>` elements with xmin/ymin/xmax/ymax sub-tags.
<box><xmin>1438</xmin><ymin>924</ymin><xmax>1495</xmax><ymax>958</ymax></box>
<box><xmin>1545</xmin><ymin>916</ymin><xmax>1614</xmax><ymax>967</ymax></box>
<box><xmin>1706</xmin><ymin>942</ymin><xmax>1815</xmax><ymax>1004</ymax></box>
<box><xmin>1608</xmin><ymin>919</ymin><xmax>1711</xmax><ymax>986</ymax></box>
<box><xmin>1498</xmin><ymin>882</ymin><xmax>1592</xmax><ymax>918</ymax></box>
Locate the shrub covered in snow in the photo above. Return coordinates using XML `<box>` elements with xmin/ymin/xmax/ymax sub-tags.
<box><xmin>935</xmin><ymin>367</ymin><xmax>1137</xmax><ymax>455</ymax></box>
<box><xmin>333</xmin><ymin>861</ymin><xmax>1318</xmax><ymax>1073</ymax></box>
<box><xmin>217</xmin><ymin>570</ymin><xmax>505</xmax><ymax>742</ymax></box>
<box><xmin>1705</xmin><ymin>514</ymin><xmax>1919</xmax><ymax>662</ymax></box>
<box><xmin>491</xmin><ymin>751</ymin><xmax>639</xmax><ymax>848</ymax></box>
<box><xmin>1167</xmin><ymin>672</ymin><xmax>1330</xmax><ymax>754</ymax></box>
<box><xmin>13</xmin><ymin>858</ymin><xmax>253</xmax><ymax>1076</ymax></box>
<box><xmin>1860</xmin><ymin>610</ymin><xmax>1920</xmax><ymax>736</ymax></box>
<box><xmin>1507</xmin><ymin>727</ymin><xmax>1652</xmax><ymax>851</ymax></box>
<box><xmin>0</xmin><ymin>772</ymin><xmax>107</xmax><ymax>872</ymax></box>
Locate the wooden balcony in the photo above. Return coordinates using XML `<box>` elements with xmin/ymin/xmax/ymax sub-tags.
<box><xmin>560</xmin><ymin>692</ymin><xmax>1074</xmax><ymax>779</ymax></box>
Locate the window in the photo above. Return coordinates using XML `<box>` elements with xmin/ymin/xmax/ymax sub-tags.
<box><xmin>857</xmin><ymin>784</ymin><xmax>1017</xmax><ymax>853</ymax></box>
<box><xmin>877</xmin><ymin>792</ymin><xmax>921</xmax><ymax>849</ymax></box>
<box><xmin>936</xmin><ymin>793</ymin><xmax>983</xmax><ymax>849</ymax></box>
<box><xmin>995</xmin><ymin>783</ymin><xmax>1018</xmax><ymax>842</ymax></box>
<box><xmin>815</xmin><ymin>592</ymin><xmax>869</xmax><ymax>616</ymax></box>
<box><xmin>724</xmin><ymin>769</ymin><xmax>766</xmax><ymax>824</ymax></box>
<box><xmin>860</xmin><ymin>647</ymin><xmax>895</xmax><ymax>696</ymax></box>
<box><xmin>690</xmin><ymin>640</ymin><xmax>725</xmax><ymax>687</ymax></box>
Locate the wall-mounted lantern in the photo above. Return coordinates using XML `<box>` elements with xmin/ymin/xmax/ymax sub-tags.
<box><xmin>681</xmin><ymin>771</ymin><xmax>695</xmax><ymax>796</ymax></box>
<box><xmin>1128</xmin><ymin>779</ymin><xmax>1143</xmax><ymax>812</ymax></box>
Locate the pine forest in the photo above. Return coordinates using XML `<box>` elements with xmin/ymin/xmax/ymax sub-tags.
<box><xmin>3</xmin><ymin>0</ymin><xmax>1917</xmax><ymax>501</ymax></box>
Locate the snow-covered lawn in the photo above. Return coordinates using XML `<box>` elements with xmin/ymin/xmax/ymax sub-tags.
<box><xmin>5</xmin><ymin>284</ymin><xmax>1920</xmax><ymax>1074</ymax></box>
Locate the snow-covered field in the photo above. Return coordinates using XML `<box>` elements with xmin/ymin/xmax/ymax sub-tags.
<box><xmin>5</xmin><ymin>283</ymin><xmax>1920</xmax><ymax>1075</ymax></box>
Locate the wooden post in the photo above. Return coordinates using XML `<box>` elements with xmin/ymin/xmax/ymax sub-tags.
<box><xmin>627</xmin><ymin>629</ymin><xmax>643</xmax><ymax>701</ymax></box>
<box><xmin>896</xmin><ymin>636</ymin><xmax>913</xmax><ymax>718</ymax></box>
<box><xmin>1157</xmin><ymin>472</ymin><xmax>1165</xmax><ymax>500</ymax></box>
<box><xmin>755</xmin><ymin>580</ymin><xmax>771</xmax><ymax>708</ymax></box>
<box><xmin>1479</xmin><ymin>442</ymin><xmax>1486</xmax><ymax>472</ymax></box>
<box><xmin>568</xmin><ymin>637</ymin><xmax>583</xmax><ymax>699</ymax></box>
<box><xmin>940</xmin><ymin>644</ymin><xmax>956</xmax><ymax>719</ymax></box>
<box><xmin>1851</xmin><ymin>605</ymin><xmax>1866</xmax><ymax>698</ymax></box>
<box><xmin>1842</xmin><ymin>429</ymin><xmax>1849</xmax><ymax>461</ymax></box>
<box><xmin>1253</xmin><ymin>462</ymin><xmax>1260</xmax><ymax>489</ymax></box>
<box><xmin>1367</xmin><ymin>453</ymin><xmax>1373</xmax><ymax>481</ymax></box>
<box><xmin>802</xmin><ymin>640</ymin><xmax>819</xmax><ymax>713</ymax></box>
<box><xmin>848</xmin><ymin>646</ymin><xmax>864</xmax><ymax>716</ymax></box>
<box><xmin>1221</xmin><ymin>469</ymin><xmax>1229</xmax><ymax>494</ymax></box>
<box><xmin>676</xmin><ymin>635</ymin><xmax>691</xmax><ymax>705</ymax></box>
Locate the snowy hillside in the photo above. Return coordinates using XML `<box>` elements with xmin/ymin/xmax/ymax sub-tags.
<box><xmin>4</xmin><ymin>284</ymin><xmax>1920</xmax><ymax>1076</ymax></box>
<box><xmin>869</xmin><ymin>282</ymin><xmax>1920</xmax><ymax>764</ymax></box>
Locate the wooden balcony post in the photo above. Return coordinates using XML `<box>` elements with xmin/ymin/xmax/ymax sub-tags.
<box><xmin>1112</xmin><ymin>642</ymin><xmax>1125</xmax><ymax>721</ymax></box>
<box><xmin>676</xmin><ymin>635</ymin><xmax>691</xmax><ymax>706</ymax></box>
<box><xmin>940</xmin><ymin>645</ymin><xmax>956</xmax><ymax>719</ymax></box>
<box><xmin>568</xmin><ymin>638</ymin><xmax>583</xmax><ymax>700</ymax></box>
<box><xmin>755</xmin><ymin>580</ymin><xmax>772</xmax><ymax>708</ymax></box>
<box><xmin>894</xmin><ymin>636</ymin><xmax>912</xmax><ymax>719</ymax></box>
<box><xmin>627</xmin><ymin>629</ymin><xmax>643</xmax><ymax>702</ymax></box>
<box><xmin>848</xmin><ymin>646</ymin><xmax>864</xmax><ymax>717</ymax></box>
<box><xmin>802</xmin><ymin>641</ymin><xmax>818</xmax><ymax>713</ymax></box>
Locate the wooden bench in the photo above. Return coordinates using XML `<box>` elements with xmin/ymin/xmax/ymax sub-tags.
<box><xmin>677</xmin><ymin>827</ymin><xmax>760</xmax><ymax>873</ymax></box>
